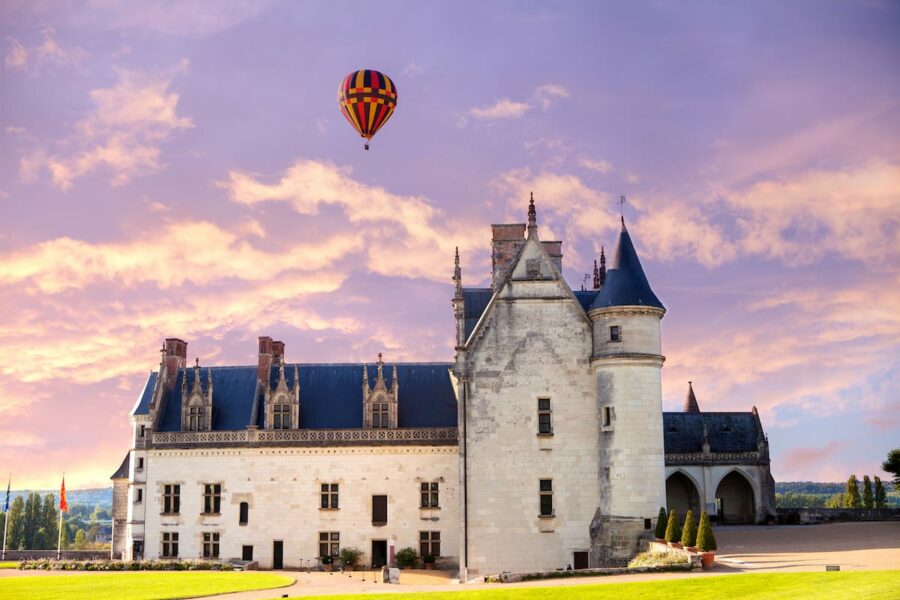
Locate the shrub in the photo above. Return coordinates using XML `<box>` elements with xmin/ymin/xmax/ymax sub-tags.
<box><xmin>681</xmin><ymin>510</ymin><xmax>697</xmax><ymax>547</ymax></box>
<box><xmin>395</xmin><ymin>547</ymin><xmax>418</xmax><ymax>568</ymax></box>
<box><xmin>320</xmin><ymin>555</ymin><xmax>333</xmax><ymax>565</ymax></box>
<box><xmin>664</xmin><ymin>509</ymin><xmax>681</xmax><ymax>543</ymax></box>
<box><xmin>339</xmin><ymin>546</ymin><xmax>363</xmax><ymax>568</ymax></box>
<box><xmin>696</xmin><ymin>511</ymin><xmax>717</xmax><ymax>551</ymax></box>
<box><xmin>423</xmin><ymin>554</ymin><xmax>436</xmax><ymax>564</ymax></box>
<box><xmin>17</xmin><ymin>559</ymin><xmax>234</xmax><ymax>571</ymax></box>
<box><xmin>627</xmin><ymin>551</ymin><xmax>690</xmax><ymax>568</ymax></box>
<box><xmin>654</xmin><ymin>507</ymin><xmax>667</xmax><ymax>539</ymax></box>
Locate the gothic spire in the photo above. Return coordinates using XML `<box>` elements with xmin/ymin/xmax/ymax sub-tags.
<box><xmin>592</xmin><ymin>260</ymin><xmax>600</xmax><ymax>290</ymax></box>
<box><xmin>684</xmin><ymin>381</ymin><xmax>700</xmax><ymax>413</ymax></box>
<box><xmin>453</xmin><ymin>246</ymin><xmax>463</xmax><ymax>299</ymax></box>
<box><xmin>599</xmin><ymin>246</ymin><xmax>607</xmax><ymax>286</ymax></box>
<box><xmin>527</xmin><ymin>192</ymin><xmax>537</xmax><ymax>238</ymax></box>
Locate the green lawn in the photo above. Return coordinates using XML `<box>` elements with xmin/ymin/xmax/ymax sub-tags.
<box><xmin>0</xmin><ymin>571</ymin><xmax>293</xmax><ymax>600</ymax></box>
<box><xmin>276</xmin><ymin>571</ymin><xmax>900</xmax><ymax>600</ymax></box>
<box><xmin>0</xmin><ymin>561</ymin><xmax>19</xmax><ymax>569</ymax></box>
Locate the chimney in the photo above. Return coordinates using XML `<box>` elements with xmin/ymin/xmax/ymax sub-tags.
<box><xmin>272</xmin><ymin>340</ymin><xmax>285</xmax><ymax>364</ymax></box>
<box><xmin>540</xmin><ymin>241</ymin><xmax>563</xmax><ymax>272</ymax></box>
<box><xmin>491</xmin><ymin>223</ymin><xmax>526</xmax><ymax>290</ymax></box>
<box><xmin>164</xmin><ymin>338</ymin><xmax>187</xmax><ymax>390</ymax></box>
<box><xmin>258</xmin><ymin>336</ymin><xmax>273</xmax><ymax>384</ymax></box>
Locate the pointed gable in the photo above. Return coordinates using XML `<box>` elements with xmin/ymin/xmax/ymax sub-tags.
<box><xmin>591</xmin><ymin>219</ymin><xmax>664</xmax><ymax>310</ymax></box>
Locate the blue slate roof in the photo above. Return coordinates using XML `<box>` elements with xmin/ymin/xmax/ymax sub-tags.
<box><xmin>133</xmin><ymin>363</ymin><xmax>457</xmax><ymax>431</ymax></box>
<box><xmin>573</xmin><ymin>290</ymin><xmax>600</xmax><ymax>312</ymax></box>
<box><xmin>462</xmin><ymin>288</ymin><xmax>493</xmax><ymax>340</ymax></box>
<box><xmin>662</xmin><ymin>412</ymin><xmax>761</xmax><ymax>453</ymax></box>
<box><xmin>591</xmin><ymin>220</ymin><xmax>664</xmax><ymax>310</ymax></box>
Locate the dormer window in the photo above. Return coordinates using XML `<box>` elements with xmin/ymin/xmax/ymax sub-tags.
<box><xmin>273</xmin><ymin>404</ymin><xmax>291</xmax><ymax>429</ymax></box>
<box><xmin>609</xmin><ymin>325</ymin><xmax>621</xmax><ymax>342</ymax></box>
<box><xmin>264</xmin><ymin>361</ymin><xmax>300</xmax><ymax>430</ymax></box>
<box><xmin>372</xmin><ymin>403</ymin><xmax>389</xmax><ymax>428</ymax></box>
<box><xmin>188</xmin><ymin>405</ymin><xmax>204</xmax><ymax>431</ymax></box>
<box><xmin>363</xmin><ymin>354</ymin><xmax>398</xmax><ymax>430</ymax></box>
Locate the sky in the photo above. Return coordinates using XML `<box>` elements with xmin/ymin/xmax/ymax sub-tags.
<box><xmin>0</xmin><ymin>0</ymin><xmax>898</xmax><ymax>489</ymax></box>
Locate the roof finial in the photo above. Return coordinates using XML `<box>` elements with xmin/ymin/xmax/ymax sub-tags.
<box><xmin>195</xmin><ymin>357</ymin><xmax>200</xmax><ymax>368</ymax></box>
<box><xmin>527</xmin><ymin>192</ymin><xmax>537</xmax><ymax>238</ymax></box>
<box><xmin>592</xmin><ymin>259</ymin><xmax>600</xmax><ymax>290</ymax></box>
<box><xmin>618</xmin><ymin>195</ymin><xmax>626</xmax><ymax>227</ymax></box>
<box><xmin>599</xmin><ymin>246</ymin><xmax>607</xmax><ymax>285</ymax></box>
<box><xmin>453</xmin><ymin>247</ymin><xmax>462</xmax><ymax>298</ymax></box>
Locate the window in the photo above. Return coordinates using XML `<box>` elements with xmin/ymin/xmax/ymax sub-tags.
<box><xmin>372</xmin><ymin>495</ymin><xmax>388</xmax><ymax>525</ymax></box>
<box><xmin>242</xmin><ymin>545</ymin><xmax>253</xmax><ymax>561</ymax></box>
<box><xmin>161</xmin><ymin>532</ymin><xmax>179</xmax><ymax>558</ymax></box>
<box><xmin>609</xmin><ymin>325</ymin><xmax>621</xmax><ymax>342</ymax></box>
<box><xmin>419</xmin><ymin>531</ymin><xmax>441</xmax><ymax>557</ymax></box>
<box><xmin>372</xmin><ymin>403</ymin><xmax>389</xmax><ymax>428</ymax></box>
<box><xmin>273</xmin><ymin>404</ymin><xmax>291</xmax><ymax>429</ymax></box>
<box><xmin>163</xmin><ymin>484</ymin><xmax>180</xmax><ymax>514</ymax></box>
<box><xmin>203</xmin><ymin>484</ymin><xmax>222</xmax><ymax>514</ymax></box>
<box><xmin>420</xmin><ymin>482</ymin><xmax>439</xmax><ymax>508</ymax></box>
<box><xmin>538</xmin><ymin>398</ymin><xmax>552</xmax><ymax>434</ymax></box>
<box><xmin>539</xmin><ymin>479</ymin><xmax>553</xmax><ymax>517</ymax></box>
<box><xmin>602</xmin><ymin>406</ymin><xmax>612</xmax><ymax>428</ymax></box>
<box><xmin>135</xmin><ymin>488</ymin><xmax>143</xmax><ymax>504</ymax></box>
<box><xmin>320</xmin><ymin>483</ymin><xmax>339</xmax><ymax>509</ymax></box>
<box><xmin>318</xmin><ymin>532</ymin><xmax>339</xmax><ymax>558</ymax></box>
<box><xmin>188</xmin><ymin>406</ymin><xmax>204</xmax><ymax>431</ymax></box>
<box><xmin>202</xmin><ymin>532</ymin><xmax>220</xmax><ymax>559</ymax></box>
<box><xmin>139</xmin><ymin>425</ymin><xmax>146</xmax><ymax>437</ymax></box>
<box><xmin>239</xmin><ymin>502</ymin><xmax>249</xmax><ymax>525</ymax></box>
<box><xmin>137</xmin><ymin>457</ymin><xmax>144</xmax><ymax>471</ymax></box>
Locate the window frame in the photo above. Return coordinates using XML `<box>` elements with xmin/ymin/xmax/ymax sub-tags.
<box><xmin>318</xmin><ymin>531</ymin><xmax>340</xmax><ymax>558</ymax></box>
<box><xmin>162</xmin><ymin>484</ymin><xmax>180</xmax><ymax>515</ymax></box>
<box><xmin>537</xmin><ymin>397</ymin><xmax>552</xmax><ymax>435</ymax></box>
<box><xmin>202</xmin><ymin>483</ymin><xmax>222</xmax><ymax>515</ymax></box>
<box><xmin>372</xmin><ymin>402</ymin><xmax>389</xmax><ymax>429</ymax></box>
<box><xmin>539</xmin><ymin>479</ymin><xmax>554</xmax><ymax>517</ymax></box>
<box><xmin>135</xmin><ymin>488</ymin><xmax>143</xmax><ymax>504</ymax></box>
<box><xmin>188</xmin><ymin>405</ymin><xmax>205</xmax><ymax>431</ymax></box>
<box><xmin>419</xmin><ymin>530</ymin><xmax>441</xmax><ymax>557</ymax></box>
<box><xmin>239</xmin><ymin>501</ymin><xmax>249</xmax><ymax>525</ymax></box>
<box><xmin>202</xmin><ymin>532</ymin><xmax>220</xmax><ymax>559</ymax></box>
<box><xmin>273</xmin><ymin>403</ymin><xmax>291</xmax><ymax>429</ymax></box>
<box><xmin>161</xmin><ymin>532</ymin><xmax>179</xmax><ymax>558</ymax></box>
<box><xmin>320</xmin><ymin>483</ymin><xmax>339</xmax><ymax>509</ymax></box>
<box><xmin>420</xmin><ymin>481</ymin><xmax>440</xmax><ymax>508</ymax></box>
<box><xmin>609</xmin><ymin>325</ymin><xmax>621</xmax><ymax>343</ymax></box>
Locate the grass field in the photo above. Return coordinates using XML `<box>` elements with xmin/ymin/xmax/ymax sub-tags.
<box><xmin>271</xmin><ymin>571</ymin><xmax>900</xmax><ymax>600</ymax></box>
<box><xmin>0</xmin><ymin>561</ymin><xmax>19</xmax><ymax>569</ymax></box>
<box><xmin>0</xmin><ymin>571</ymin><xmax>294</xmax><ymax>600</ymax></box>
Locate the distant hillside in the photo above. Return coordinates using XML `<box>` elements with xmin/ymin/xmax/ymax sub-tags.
<box><xmin>776</xmin><ymin>480</ymin><xmax>899</xmax><ymax>508</ymax></box>
<box><xmin>776</xmin><ymin>481</ymin><xmax>896</xmax><ymax>495</ymax></box>
<box><xmin>8</xmin><ymin>487</ymin><xmax>112</xmax><ymax>509</ymax></box>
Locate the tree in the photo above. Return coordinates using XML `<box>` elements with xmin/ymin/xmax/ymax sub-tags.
<box><xmin>654</xmin><ymin>507</ymin><xmax>667</xmax><ymax>539</ymax></box>
<box><xmin>845</xmin><ymin>475</ymin><xmax>862</xmax><ymax>508</ymax></box>
<box><xmin>874</xmin><ymin>476</ymin><xmax>887</xmax><ymax>508</ymax></box>
<box><xmin>664</xmin><ymin>509</ymin><xmax>681</xmax><ymax>543</ymax></box>
<box><xmin>23</xmin><ymin>492</ymin><xmax>41</xmax><ymax>549</ymax></box>
<box><xmin>681</xmin><ymin>510</ymin><xmax>698</xmax><ymax>548</ymax></box>
<box><xmin>826</xmin><ymin>493</ymin><xmax>845</xmax><ymax>509</ymax></box>
<box><xmin>59</xmin><ymin>519</ymin><xmax>71</xmax><ymax>550</ymax></box>
<box><xmin>7</xmin><ymin>496</ymin><xmax>25</xmax><ymax>550</ymax></box>
<box><xmin>42</xmin><ymin>494</ymin><xmax>58</xmax><ymax>549</ymax></box>
<box><xmin>883</xmin><ymin>449</ymin><xmax>900</xmax><ymax>486</ymax></box>
<box><xmin>696</xmin><ymin>511</ymin><xmax>717</xmax><ymax>552</ymax></box>
<box><xmin>862</xmin><ymin>475</ymin><xmax>874</xmax><ymax>509</ymax></box>
<box><xmin>73</xmin><ymin>529</ymin><xmax>87</xmax><ymax>550</ymax></box>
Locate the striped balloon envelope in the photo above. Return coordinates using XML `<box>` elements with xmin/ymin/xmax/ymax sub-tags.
<box><xmin>337</xmin><ymin>69</ymin><xmax>398</xmax><ymax>150</ymax></box>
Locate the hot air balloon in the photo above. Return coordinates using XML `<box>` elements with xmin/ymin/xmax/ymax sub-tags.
<box><xmin>337</xmin><ymin>69</ymin><xmax>398</xmax><ymax>150</ymax></box>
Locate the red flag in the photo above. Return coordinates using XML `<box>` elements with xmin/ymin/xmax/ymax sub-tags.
<box><xmin>59</xmin><ymin>477</ymin><xmax>68</xmax><ymax>513</ymax></box>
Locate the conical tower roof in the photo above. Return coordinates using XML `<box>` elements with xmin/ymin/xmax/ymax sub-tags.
<box><xmin>684</xmin><ymin>381</ymin><xmax>700</xmax><ymax>413</ymax></box>
<box><xmin>590</xmin><ymin>218</ymin><xmax>664</xmax><ymax>310</ymax></box>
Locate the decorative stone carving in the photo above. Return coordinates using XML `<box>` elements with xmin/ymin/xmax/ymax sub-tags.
<box><xmin>363</xmin><ymin>354</ymin><xmax>398</xmax><ymax>429</ymax></box>
<box><xmin>180</xmin><ymin>359</ymin><xmax>212</xmax><ymax>432</ymax></box>
<box><xmin>264</xmin><ymin>360</ymin><xmax>300</xmax><ymax>430</ymax></box>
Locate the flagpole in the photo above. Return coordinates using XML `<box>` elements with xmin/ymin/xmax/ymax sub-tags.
<box><xmin>57</xmin><ymin>473</ymin><xmax>64</xmax><ymax>560</ymax></box>
<box><xmin>2</xmin><ymin>473</ymin><xmax>9</xmax><ymax>561</ymax></box>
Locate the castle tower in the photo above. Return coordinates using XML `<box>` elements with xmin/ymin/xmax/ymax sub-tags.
<box><xmin>587</xmin><ymin>218</ymin><xmax>666</xmax><ymax>565</ymax></box>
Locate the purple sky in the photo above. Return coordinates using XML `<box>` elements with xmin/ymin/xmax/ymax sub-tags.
<box><xmin>1</xmin><ymin>0</ymin><xmax>898</xmax><ymax>488</ymax></box>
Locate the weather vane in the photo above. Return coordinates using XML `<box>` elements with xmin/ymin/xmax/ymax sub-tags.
<box><xmin>618</xmin><ymin>195</ymin><xmax>626</xmax><ymax>216</ymax></box>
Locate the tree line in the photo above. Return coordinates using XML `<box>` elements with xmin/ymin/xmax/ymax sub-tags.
<box><xmin>0</xmin><ymin>492</ymin><xmax>110</xmax><ymax>551</ymax></box>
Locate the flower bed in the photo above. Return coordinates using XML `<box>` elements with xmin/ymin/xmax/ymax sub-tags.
<box><xmin>18</xmin><ymin>559</ymin><xmax>236</xmax><ymax>571</ymax></box>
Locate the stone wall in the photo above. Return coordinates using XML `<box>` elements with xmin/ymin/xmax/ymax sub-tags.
<box><xmin>133</xmin><ymin>445</ymin><xmax>458</xmax><ymax>569</ymax></box>
<box><xmin>777</xmin><ymin>507</ymin><xmax>900</xmax><ymax>524</ymax></box>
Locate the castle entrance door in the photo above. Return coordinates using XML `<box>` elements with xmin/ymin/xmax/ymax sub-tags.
<box><xmin>371</xmin><ymin>540</ymin><xmax>387</xmax><ymax>568</ymax></box>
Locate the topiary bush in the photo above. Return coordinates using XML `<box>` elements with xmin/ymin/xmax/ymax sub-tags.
<box><xmin>681</xmin><ymin>510</ymin><xmax>697</xmax><ymax>547</ymax></box>
<box><xmin>654</xmin><ymin>507</ymin><xmax>667</xmax><ymax>539</ymax></box>
<box><xmin>696</xmin><ymin>511</ymin><xmax>717</xmax><ymax>551</ymax></box>
<box><xmin>339</xmin><ymin>547</ymin><xmax>363</xmax><ymax>569</ymax></box>
<box><xmin>395</xmin><ymin>547</ymin><xmax>418</xmax><ymax>569</ymax></box>
<box><xmin>664</xmin><ymin>509</ymin><xmax>681</xmax><ymax>543</ymax></box>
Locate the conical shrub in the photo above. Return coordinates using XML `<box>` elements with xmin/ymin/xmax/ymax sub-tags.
<box><xmin>664</xmin><ymin>509</ymin><xmax>681</xmax><ymax>543</ymax></box>
<box><xmin>696</xmin><ymin>511</ymin><xmax>717</xmax><ymax>551</ymax></box>
<box><xmin>681</xmin><ymin>510</ymin><xmax>697</xmax><ymax>547</ymax></box>
<box><xmin>654</xmin><ymin>507</ymin><xmax>667</xmax><ymax>539</ymax></box>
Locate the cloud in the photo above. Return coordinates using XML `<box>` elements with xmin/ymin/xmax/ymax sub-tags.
<box><xmin>403</xmin><ymin>61</ymin><xmax>424</xmax><ymax>77</ymax></box>
<box><xmin>219</xmin><ymin>159</ymin><xmax>484</xmax><ymax>280</ymax></box>
<box><xmin>782</xmin><ymin>441</ymin><xmax>849</xmax><ymax>474</ymax></box>
<box><xmin>3</xmin><ymin>28</ymin><xmax>86</xmax><ymax>73</ymax></box>
<box><xmin>464</xmin><ymin>83</ymin><xmax>569</xmax><ymax>124</ymax></box>
<box><xmin>578</xmin><ymin>157</ymin><xmax>613</xmax><ymax>174</ymax></box>
<box><xmin>20</xmin><ymin>64</ymin><xmax>193</xmax><ymax>188</ymax></box>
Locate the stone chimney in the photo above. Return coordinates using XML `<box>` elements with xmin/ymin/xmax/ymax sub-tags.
<box><xmin>272</xmin><ymin>340</ymin><xmax>285</xmax><ymax>364</ymax></box>
<box><xmin>164</xmin><ymin>338</ymin><xmax>187</xmax><ymax>390</ymax></box>
<box><xmin>491</xmin><ymin>223</ymin><xmax>526</xmax><ymax>290</ymax></box>
<box><xmin>258</xmin><ymin>336</ymin><xmax>274</xmax><ymax>384</ymax></box>
<box><xmin>540</xmin><ymin>241</ymin><xmax>563</xmax><ymax>272</ymax></box>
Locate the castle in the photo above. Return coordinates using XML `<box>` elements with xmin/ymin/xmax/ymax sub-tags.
<box><xmin>111</xmin><ymin>198</ymin><xmax>775</xmax><ymax>577</ymax></box>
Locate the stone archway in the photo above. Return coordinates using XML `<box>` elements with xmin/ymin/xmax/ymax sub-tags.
<box><xmin>715</xmin><ymin>470</ymin><xmax>755</xmax><ymax>524</ymax></box>
<box><xmin>666</xmin><ymin>471</ymin><xmax>701</xmax><ymax>517</ymax></box>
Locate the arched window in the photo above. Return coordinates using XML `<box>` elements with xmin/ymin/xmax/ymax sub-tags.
<box><xmin>239</xmin><ymin>502</ymin><xmax>249</xmax><ymax>525</ymax></box>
